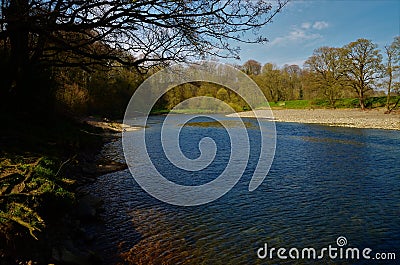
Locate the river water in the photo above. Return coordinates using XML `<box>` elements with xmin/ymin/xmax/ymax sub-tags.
<box><xmin>82</xmin><ymin>115</ymin><xmax>399</xmax><ymax>264</ymax></box>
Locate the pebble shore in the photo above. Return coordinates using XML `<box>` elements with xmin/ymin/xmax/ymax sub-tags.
<box><xmin>229</xmin><ymin>109</ymin><xmax>400</xmax><ymax>130</ymax></box>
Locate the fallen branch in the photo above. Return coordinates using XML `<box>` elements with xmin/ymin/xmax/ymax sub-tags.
<box><xmin>0</xmin><ymin>203</ymin><xmax>44</xmax><ymax>240</ymax></box>
<box><xmin>55</xmin><ymin>155</ymin><xmax>76</xmax><ymax>177</ymax></box>
<box><xmin>0</xmin><ymin>213</ymin><xmax>41</xmax><ymax>240</ymax></box>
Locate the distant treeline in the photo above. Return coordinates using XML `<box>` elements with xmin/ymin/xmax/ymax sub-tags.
<box><xmin>1</xmin><ymin>37</ymin><xmax>398</xmax><ymax>118</ymax></box>
<box><xmin>246</xmin><ymin>37</ymin><xmax>400</xmax><ymax>111</ymax></box>
<box><xmin>68</xmin><ymin>37</ymin><xmax>400</xmax><ymax>116</ymax></box>
<box><xmin>157</xmin><ymin>37</ymin><xmax>400</xmax><ymax>113</ymax></box>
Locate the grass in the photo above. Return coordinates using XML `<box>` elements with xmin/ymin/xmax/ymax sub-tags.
<box><xmin>263</xmin><ymin>96</ymin><xmax>400</xmax><ymax>110</ymax></box>
<box><xmin>268</xmin><ymin>100</ymin><xmax>311</xmax><ymax>109</ymax></box>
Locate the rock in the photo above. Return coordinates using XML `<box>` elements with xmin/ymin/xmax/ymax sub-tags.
<box><xmin>52</xmin><ymin>247</ymin><xmax>93</xmax><ymax>265</ymax></box>
<box><xmin>76</xmin><ymin>195</ymin><xmax>103</xmax><ymax>221</ymax></box>
<box><xmin>96</xmin><ymin>160</ymin><xmax>127</xmax><ymax>175</ymax></box>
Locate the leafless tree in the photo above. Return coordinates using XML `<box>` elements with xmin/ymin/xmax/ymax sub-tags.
<box><xmin>0</xmin><ymin>0</ymin><xmax>288</xmax><ymax>103</ymax></box>
<box><xmin>383</xmin><ymin>36</ymin><xmax>400</xmax><ymax>113</ymax></box>
<box><xmin>243</xmin><ymin>59</ymin><xmax>262</xmax><ymax>75</ymax></box>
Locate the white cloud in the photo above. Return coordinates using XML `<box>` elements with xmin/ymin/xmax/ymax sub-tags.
<box><xmin>301</xmin><ymin>22</ymin><xmax>311</xmax><ymax>29</ymax></box>
<box><xmin>269</xmin><ymin>28</ymin><xmax>321</xmax><ymax>46</ymax></box>
<box><xmin>268</xmin><ymin>20</ymin><xmax>328</xmax><ymax>47</ymax></box>
<box><xmin>280</xmin><ymin>59</ymin><xmax>307</xmax><ymax>68</ymax></box>
<box><xmin>313</xmin><ymin>21</ymin><xmax>329</xmax><ymax>30</ymax></box>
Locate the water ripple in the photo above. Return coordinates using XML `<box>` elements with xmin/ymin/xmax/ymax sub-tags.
<box><xmin>81</xmin><ymin>118</ymin><xmax>400</xmax><ymax>264</ymax></box>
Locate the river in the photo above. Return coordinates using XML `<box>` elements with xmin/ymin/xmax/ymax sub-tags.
<box><xmin>81</xmin><ymin>115</ymin><xmax>399</xmax><ymax>264</ymax></box>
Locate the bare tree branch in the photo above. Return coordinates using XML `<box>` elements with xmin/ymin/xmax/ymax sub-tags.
<box><xmin>0</xmin><ymin>0</ymin><xmax>289</xmax><ymax>69</ymax></box>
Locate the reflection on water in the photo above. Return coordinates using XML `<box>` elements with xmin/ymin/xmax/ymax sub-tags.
<box><xmin>82</xmin><ymin>116</ymin><xmax>400</xmax><ymax>264</ymax></box>
<box><xmin>183</xmin><ymin>120</ymin><xmax>255</xmax><ymax>129</ymax></box>
<box><xmin>300</xmin><ymin>135</ymin><xmax>365</xmax><ymax>146</ymax></box>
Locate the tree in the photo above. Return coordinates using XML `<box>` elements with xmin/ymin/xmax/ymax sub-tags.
<box><xmin>216</xmin><ymin>87</ymin><xmax>229</xmax><ymax>102</ymax></box>
<box><xmin>243</xmin><ymin>59</ymin><xmax>262</xmax><ymax>75</ymax></box>
<box><xmin>342</xmin><ymin>39</ymin><xmax>382</xmax><ymax>110</ymax></box>
<box><xmin>300</xmin><ymin>69</ymin><xmax>321</xmax><ymax>100</ymax></box>
<box><xmin>85</xmin><ymin>66</ymin><xmax>144</xmax><ymax>117</ymax></box>
<box><xmin>282</xmin><ymin>64</ymin><xmax>303</xmax><ymax>100</ymax></box>
<box><xmin>304</xmin><ymin>47</ymin><xmax>347</xmax><ymax>107</ymax></box>
<box><xmin>383</xmin><ymin>36</ymin><xmax>400</xmax><ymax>113</ymax></box>
<box><xmin>0</xmin><ymin>0</ymin><xmax>288</xmax><ymax>108</ymax></box>
<box><xmin>254</xmin><ymin>63</ymin><xmax>283</xmax><ymax>102</ymax></box>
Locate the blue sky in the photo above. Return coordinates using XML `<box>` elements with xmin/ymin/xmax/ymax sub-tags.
<box><xmin>223</xmin><ymin>0</ymin><xmax>400</xmax><ymax>67</ymax></box>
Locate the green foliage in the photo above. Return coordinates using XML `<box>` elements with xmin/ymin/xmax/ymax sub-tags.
<box><xmin>55</xmin><ymin>83</ymin><xmax>89</xmax><ymax>116</ymax></box>
<box><xmin>0</xmin><ymin>156</ymin><xmax>75</xmax><ymax>240</ymax></box>
<box><xmin>342</xmin><ymin>39</ymin><xmax>383</xmax><ymax>110</ymax></box>
<box><xmin>252</xmin><ymin>63</ymin><xmax>304</xmax><ymax>103</ymax></box>
<box><xmin>317</xmin><ymin>96</ymin><xmax>400</xmax><ymax>109</ymax></box>
<box><xmin>304</xmin><ymin>47</ymin><xmax>349</xmax><ymax>106</ymax></box>
<box><xmin>53</xmin><ymin>66</ymin><xmax>143</xmax><ymax>118</ymax></box>
<box><xmin>87</xmin><ymin>67</ymin><xmax>143</xmax><ymax>118</ymax></box>
<box><xmin>365</xmin><ymin>95</ymin><xmax>400</xmax><ymax>108</ymax></box>
<box><xmin>0</xmin><ymin>202</ymin><xmax>45</xmax><ymax>240</ymax></box>
<box><xmin>152</xmin><ymin>82</ymin><xmax>250</xmax><ymax>113</ymax></box>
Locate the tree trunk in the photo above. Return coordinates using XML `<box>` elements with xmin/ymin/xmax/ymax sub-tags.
<box><xmin>5</xmin><ymin>0</ymin><xmax>30</xmax><ymax>110</ymax></box>
<box><xmin>359</xmin><ymin>90</ymin><xmax>365</xmax><ymax>110</ymax></box>
<box><xmin>386</xmin><ymin>72</ymin><xmax>392</xmax><ymax>112</ymax></box>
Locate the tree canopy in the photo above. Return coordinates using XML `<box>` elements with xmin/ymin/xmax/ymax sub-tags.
<box><xmin>0</xmin><ymin>0</ymin><xmax>288</xmax><ymax>110</ymax></box>
<box><xmin>343</xmin><ymin>38</ymin><xmax>383</xmax><ymax>110</ymax></box>
<box><xmin>0</xmin><ymin>0</ymin><xmax>288</xmax><ymax>67</ymax></box>
<box><xmin>383</xmin><ymin>36</ymin><xmax>400</xmax><ymax>112</ymax></box>
<box><xmin>304</xmin><ymin>47</ymin><xmax>347</xmax><ymax>107</ymax></box>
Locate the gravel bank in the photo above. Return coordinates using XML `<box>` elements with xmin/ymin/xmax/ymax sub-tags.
<box><xmin>229</xmin><ymin>109</ymin><xmax>400</xmax><ymax>130</ymax></box>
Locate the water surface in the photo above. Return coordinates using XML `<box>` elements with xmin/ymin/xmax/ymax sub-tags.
<box><xmin>82</xmin><ymin>115</ymin><xmax>399</xmax><ymax>264</ymax></box>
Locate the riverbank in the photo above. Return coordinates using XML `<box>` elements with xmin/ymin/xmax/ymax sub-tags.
<box><xmin>229</xmin><ymin>108</ymin><xmax>400</xmax><ymax>130</ymax></box>
<box><xmin>0</xmin><ymin>114</ymin><xmax>128</xmax><ymax>264</ymax></box>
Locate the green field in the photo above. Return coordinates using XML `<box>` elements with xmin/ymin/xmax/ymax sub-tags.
<box><xmin>150</xmin><ymin>96</ymin><xmax>400</xmax><ymax>114</ymax></box>
<box><xmin>265</xmin><ymin>96</ymin><xmax>400</xmax><ymax>110</ymax></box>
